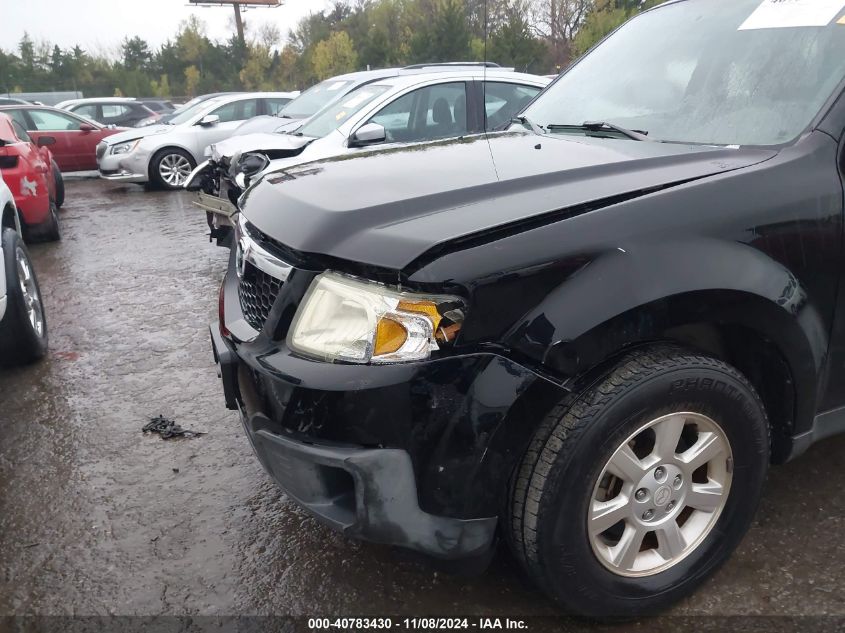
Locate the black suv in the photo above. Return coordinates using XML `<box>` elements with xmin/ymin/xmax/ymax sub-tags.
<box><xmin>212</xmin><ymin>0</ymin><xmax>845</xmax><ymax>617</ymax></box>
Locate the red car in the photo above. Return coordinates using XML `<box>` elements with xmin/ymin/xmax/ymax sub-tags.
<box><xmin>0</xmin><ymin>113</ymin><xmax>61</xmax><ymax>242</ymax></box>
<box><xmin>0</xmin><ymin>105</ymin><xmax>124</xmax><ymax>172</ymax></box>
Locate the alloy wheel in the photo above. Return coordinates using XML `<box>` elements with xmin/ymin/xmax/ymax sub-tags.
<box><xmin>15</xmin><ymin>247</ymin><xmax>44</xmax><ymax>339</ymax></box>
<box><xmin>588</xmin><ymin>412</ymin><xmax>732</xmax><ymax>577</ymax></box>
<box><xmin>158</xmin><ymin>153</ymin><xmax>193</xmax><ymax>187</ymax></box>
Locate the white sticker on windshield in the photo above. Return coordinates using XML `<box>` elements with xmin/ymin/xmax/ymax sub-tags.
<box><xmin>739</xmin><ymin>0</ymin><xmax>845</xmax><ymax>30</ymax></box>
<box><xmin>341</xmin><ymin>92</ymin><xmax>373</xmax><ymax>108</ymax></box>
<box><xmin>327</xmin><ymin>82</ymin><xmax>346</xmax><ymax>91</ymax></box>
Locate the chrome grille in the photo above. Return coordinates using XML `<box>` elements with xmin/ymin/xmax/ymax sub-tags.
<box><xmin>238</xmin><ymin>262</ymin><xmax>283</xmax><ymax>331</ymax></box>
<box><xmin>96</xmin><ymin>142</ymin><xmax>107</xmax><ymax>160</ymax></box>
<box><xmin>234</xmin><ymin>216</ymin><xmax>292</xmax><ymax>335</ymax></box>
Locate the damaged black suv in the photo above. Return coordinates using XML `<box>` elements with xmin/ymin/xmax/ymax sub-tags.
<box><xmin>212</xmin><ymin>0</ymin><xmax>845</xmax><ymax>616</ymax></box>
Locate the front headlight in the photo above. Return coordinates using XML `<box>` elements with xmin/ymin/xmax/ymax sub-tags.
<box><xmin>237</xmin><ymin>152</ymin><xmax>270</xmax><ymax>178</ymax></box>
<box><xmin>110</xmin><ymin>139</ymin><xmax>141</xmax><ymax>155</ymax></box>
<box><xmin>288</xmin><ymin>272</ymin><xmax>465</xmax><ymax>364</ymax></box>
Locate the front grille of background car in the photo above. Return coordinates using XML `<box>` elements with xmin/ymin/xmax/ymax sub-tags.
<box><xmin>238</xmin><ymin>262</ymin><xmax>283</xmax><ymax>331</ymax></box>
<box><xmin>96</xmin><ymin>143</ymin><xmax>107</xmax><ymax>160</ymax></box>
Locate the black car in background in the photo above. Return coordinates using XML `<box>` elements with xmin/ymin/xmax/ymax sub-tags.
<box><xmin>212</xmin><ymin>0</ymin><xmax>845</xmax><ymax>617</ymax></box>
<box><xmin>56</xmin><ymin>98</ymin><xmax>157</xmax><ymax>127</ymax></box>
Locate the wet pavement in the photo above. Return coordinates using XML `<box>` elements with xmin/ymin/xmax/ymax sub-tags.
<box><xmin>0</xmin><ymin>179</ymin><xmax>843</xmax><ymax>622</ymax></box>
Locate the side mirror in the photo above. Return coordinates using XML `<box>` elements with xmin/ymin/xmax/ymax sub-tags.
<box><xmin>37</xmin><ymin>136</ymin><xmax>56</xmax><ymax>147</ymax></box>
<box><xmin>79</xmin><ymin>123</ymin><xmax>95</xmax><ymax>133</ymax></box>
<box><xmin>349</xmin><ymin>122</ymin><xmax>386</xmax><ymax>147</ymax></box>
<box><xmin>199</xmin><ymin>114</ymin><xmax>220</xmax><ymax>127</ymax></box>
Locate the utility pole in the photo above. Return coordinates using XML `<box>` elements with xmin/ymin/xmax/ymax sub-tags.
<box><xmin>233</xmin><ymin>3</ymin><xmax>245</xmax><ymax>47</ymax></box>
<box><xmin>189</xmin><ymin>1</ymin><xmax>280</xmax><ymax>48</ymax></box>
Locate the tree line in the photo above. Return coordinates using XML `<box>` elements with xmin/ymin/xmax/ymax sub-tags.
<box><xmin>0</xmin><ymin>0</ymin><xmax>660</xmax><ymax>98</ymax></box>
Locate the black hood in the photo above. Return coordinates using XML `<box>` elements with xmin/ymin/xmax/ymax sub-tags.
<box><xmin>240</xmin><ymin>130</ymin><xmax>777</xmax><ymax>271</ymax></box>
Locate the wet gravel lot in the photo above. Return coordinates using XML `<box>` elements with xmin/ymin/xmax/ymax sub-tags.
<box><xmin>0</xmin><ymin>179</ymin><xmax>843</xmax><ymax>625</ymax></box>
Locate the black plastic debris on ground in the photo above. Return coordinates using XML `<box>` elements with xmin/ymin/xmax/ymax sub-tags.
<box><xmin>143</xmin><ymin>415</ymin><xmax>205</xmax><ymax>440</ymax></box>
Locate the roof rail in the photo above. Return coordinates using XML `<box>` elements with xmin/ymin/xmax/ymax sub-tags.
<box><xmin>401</xmin><ymin>61</ymin><xmax>501</xmax><ymax>70</ymax></box>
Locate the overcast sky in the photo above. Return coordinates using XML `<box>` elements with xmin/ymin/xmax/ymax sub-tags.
<box><xmin>1</xmin><ymin>0</ymin><xmax>330</xmax><ymax>55</ymax></box>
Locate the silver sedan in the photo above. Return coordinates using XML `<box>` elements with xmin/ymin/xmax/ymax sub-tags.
<box><xmin>95</xmin><ymin>92</ymin><xmax>298</xmax><ymax>189</ymax></box>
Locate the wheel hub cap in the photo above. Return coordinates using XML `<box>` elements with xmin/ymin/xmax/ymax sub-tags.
<box><xmin>588</xmin><ymin>412</ymin><xmax>733</xmax><ymax>577</ymax></box>
<box><xmin>159</xmin><ymin>154</ymin><xmax>192</xmax><ymax>186</ymax></box>
<box><xmin>16</xmin><ymin>247</ymin><xmax>44</xmax><ymax>338</ymax></box>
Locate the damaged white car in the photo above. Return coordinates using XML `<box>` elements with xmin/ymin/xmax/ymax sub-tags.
<box><xmin>185</xmin><ymin>64</ymin><xmax>549</xmax><ymax>244</ymax></box>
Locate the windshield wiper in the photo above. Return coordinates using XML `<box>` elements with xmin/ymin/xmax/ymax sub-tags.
<box><xmin>547</xmin><ymin>121</ymin><xmax>651</xmax><ymax>141</ymax></box>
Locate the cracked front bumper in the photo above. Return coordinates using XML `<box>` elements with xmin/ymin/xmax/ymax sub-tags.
<box><xmin>97</xmin><ymin>148</ymin><xmax>150</xmax><ymax>183</ymax></box>
<box><xmin>210</xmin><ymin>323</ymin><xmax>497</xmax><ymax>560</ymax></box>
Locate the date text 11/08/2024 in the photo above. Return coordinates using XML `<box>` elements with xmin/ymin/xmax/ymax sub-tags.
<box><xmin>307</xmin><ymin>618</ymin><xmax>528</xmax><ymax>630</ymax></box>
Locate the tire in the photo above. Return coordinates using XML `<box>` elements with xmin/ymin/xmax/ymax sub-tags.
<box><xmin>150</xmin><ymin>148</ymin><xmax>196</xmax><ymax>190</ymax></box>
<box><xmin>28</xmin><ymin>200</ymin><xmax>61</xmax><ymax>243</ymax></box>
<box><xmin>507</xmin><ymin>345</ymin><xmax>770</xmax><ymax>618</ymax></box>
<box><xmin>0</xmin><ymin>228</ymin><xmax>48</xmax><ymax>365</ymax></box>
<box><xmin>52</xmin><ymin>160</ymin><xmax>65</xmax><ymax>208</ymax></box>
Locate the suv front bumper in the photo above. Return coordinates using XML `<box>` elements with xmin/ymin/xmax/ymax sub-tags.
<box><xmin>211</xmin><ymin>323</ymin><xmax>498</xmax><ymax>560</ymax></box>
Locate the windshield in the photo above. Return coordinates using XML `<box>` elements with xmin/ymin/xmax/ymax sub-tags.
<box><xmin>524</xmin><ymin>0</ymin><xmax>845</xmax><ymax>146</ymax></box>
<box><xmin>173</xmin><ymin>95</ymin><xmax>206</xmax><ymax>113</ymax></box>
<box><xmin>167</xmin><ymin>98</ymin><xmax>225</xmax><ymax>126</ymax></box>
<box><xmin>298</xmin><ymin>85</ymin><xmax>391</xmax><ymax>138</ymax></box>
<box><xmin>279</xmin><ymin>79</ymin><xmax>355</xmax><ymax>119</ymax></box>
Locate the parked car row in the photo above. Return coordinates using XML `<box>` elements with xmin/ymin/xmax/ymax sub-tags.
<box><xmin>0</xmin><ymin>92</ymin><xmax>299</xmax><ymax>180</ymax></box>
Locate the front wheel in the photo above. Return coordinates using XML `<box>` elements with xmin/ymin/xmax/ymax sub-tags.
<box><xmin>150</xmin><ymin>148</ymin><xmax>196</xmax><ymax>190</ymax></box>
<box><xmin>0</xmin><ymin>228</ymin><xmax>48</xmax><ymax>365</ymax></box>
<box><xmin>507</xmin><ymin>346</ymin><xmax>770</xmax><ymax>617</ymax></box>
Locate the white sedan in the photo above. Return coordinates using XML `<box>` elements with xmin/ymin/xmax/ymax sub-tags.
<box><xmin>95</xmin><ymin>91</ymin><xmax>299</xmax><ymax>189</ymax></box>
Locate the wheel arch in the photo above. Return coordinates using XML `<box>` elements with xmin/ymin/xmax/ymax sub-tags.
<box><xmin>504</xmin><ymin>241</ymin><xmax>824</xmax><ymax>463</ymax></box>
<box><xmin>1</xmin><ymin>202</ymin><xmax>21</xmax><ymax>234</ymax></box>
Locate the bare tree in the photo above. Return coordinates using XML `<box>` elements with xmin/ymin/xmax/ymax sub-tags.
<box><xmin>530</xmin><ymin>0</ymin><xmax>594</xmax><ymax>67</ymax></box>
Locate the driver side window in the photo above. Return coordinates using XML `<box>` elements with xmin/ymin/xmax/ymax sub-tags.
<box><xmin>74</xmin><ymin>104</ymin><xmax>98</xmax><ymax>120</ymax></box>
<box><xmin>210</xmin><ymin>99</ymin><xmax>259</xmax><ymax>123</ymax></box>
<box><xmin>366</xmin><ymin>82</ymin><xmax>468</xmax><ymax>143</ymax></box>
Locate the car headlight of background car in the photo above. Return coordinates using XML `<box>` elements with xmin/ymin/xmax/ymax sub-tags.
<box><xmin>237</xmin><ymin>152</ymin><xmax>270</xmax><ymax>178</ymax></box>
<box><xmin>110</xmin><ymin>139</ymin><xmax>141</xmax><ymax>155</ymax></box>
<box><xmin>288</xmin><ymin>272</ymin><xmax>466</xmax><ymax>364</ymax></box>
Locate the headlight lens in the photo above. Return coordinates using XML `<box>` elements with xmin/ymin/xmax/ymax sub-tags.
<box><xmin>237</xmin><ymin>152</ymin><xmax>270</xmax><ymax>177</ymax></box>
<box><xmin>288</xmin><ymin>272</ymin><xmax>465</xmax><ymax>364</ymax></box>
<box><xmin>111</xmin><ymin>139</ymin><xmax>140</xmax><ymax>155</ymax></box>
